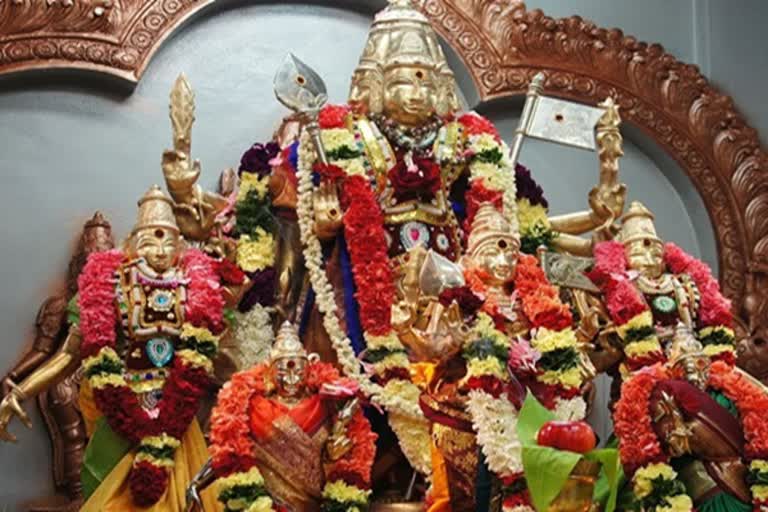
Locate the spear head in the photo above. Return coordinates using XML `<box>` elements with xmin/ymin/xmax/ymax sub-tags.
<box><xmin>273</xmin><ymin>53</ymin><xmax>328</xmax><ymax>118</ymax></box>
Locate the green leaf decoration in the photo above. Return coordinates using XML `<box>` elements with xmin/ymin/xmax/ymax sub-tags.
<box><xmin>224</xmin><ymin>307</ymin><xmax>237</xmax><ymax>328</ymax></box>
<box><xmin>67</xmin><ymin>294</ymin><xmax>80</xmax><ymax>327</ymax></box>
<box><xmin>517</xmin><ymin>393</ymin><xmax>621</xmax><ymax>512</ymax></box>
<box><xmin>517</xmin><ymin>391</ymin><xmax>555</xmax><ymax>446</ymax></box>
<box><xmin>81</xmin><ymin>418</ymin><xmax>131</xmax><ymax>499</ymax></box>
<box><xmin>522</xmin><ymin>444</ymin><xmax>583</xmax><ymax>511</ymax></box>
<box><xmin>585</xmin><ymin>449</ymin><xmax>622</xmax><ymax>512</ymax></box>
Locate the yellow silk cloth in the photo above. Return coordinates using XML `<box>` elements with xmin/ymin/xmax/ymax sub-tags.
<box><xmin>78</xmin><ymin>381</ymin><xmax>222</xmax><ymax>512</ymax></box>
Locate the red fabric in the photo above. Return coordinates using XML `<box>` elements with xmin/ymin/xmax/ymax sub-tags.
<box><xmin>248</xmin><ymin>394</ymin><xmax>327</xmax><ymax>441</ymax></box>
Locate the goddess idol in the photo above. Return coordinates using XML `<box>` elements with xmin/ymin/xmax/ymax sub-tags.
<box><xmin>0</xmin><ymin>186</ymin><xmax>230</xmax><ymax>511</ymax></box>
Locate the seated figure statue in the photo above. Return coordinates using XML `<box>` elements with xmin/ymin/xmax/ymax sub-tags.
<box><xmin>613</xmin><ymin>323</ymin><xmax>768</xmax><ymax>512</ymax></box>
<box><xmin>187</xmin><ymin>321</ymin><xmax>377</xmax><ymax>512</ymax></box>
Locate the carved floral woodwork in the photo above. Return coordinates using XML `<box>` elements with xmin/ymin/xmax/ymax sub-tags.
<box><xmin>415</xmin><ymin>0</ymin><xmax>768</xmax><ymax>339</ymax></box>
<box><xmin>0</xmin><ymin>3</ymin><xmax>765</xmax><ymax>359</ymax></box>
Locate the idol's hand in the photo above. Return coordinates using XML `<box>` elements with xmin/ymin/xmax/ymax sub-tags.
<box><xmin>184</xmin><ymin>483</ymin><xmax>203</xmax><ymax>512</ymax></box>
<box><xmin>589</xmin><ymin>182</ymin><xmax>626</xmax><ymax>225</ymax></box>
<box><xmin>0</xmin><ymin>386</ymin><xmax>32</xmax><ymax>443</ymax></box>
<box><xmin>313</xmin><ymin>181</ymin><xmax>343</xmax><ymax>240</ymax></box>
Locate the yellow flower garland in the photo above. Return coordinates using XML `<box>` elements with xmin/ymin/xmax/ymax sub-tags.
<box><xmin>236</xmin><ymin>230</ymin><xmax>276</xmax><ymax>272</ymax></box>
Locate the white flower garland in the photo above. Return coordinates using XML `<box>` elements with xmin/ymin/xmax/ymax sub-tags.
<box><xmin>232</xmin><ymin>304</ymin><xmax>275</xmax><ymax>369</ymax></box>
<box><xmin>465</xmin><ymin>389</ymin><xmax>524</xmax><ymax>476</ymax></box>
<box><xmin>552</xmin><ymin>396</ymin><xmax>587</xmax><ymax>421</ymax></box>
<box><xmin>295</xmin><ymin>131</ymin><xmax>431</xmax><ymax>476</ymax></box>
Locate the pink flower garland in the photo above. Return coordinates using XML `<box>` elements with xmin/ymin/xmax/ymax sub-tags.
<box><xmin>78</xmin><ymin>249</ymin><xmax>123</xmax><ymax>358</ymax></box>
<box><xmin>590</xmin><ymin>241</ymin><xmax>649</xmax><ymax>325</ymax></box>
<box><xmin>663</xmin><ymin>242</ymin><xmax>733</xmax><ymax>328</ymax></box>
<box><xmin>183</xmin><ymin>248</ymin><xmax>226</xmax><ymax>335</ymax></box>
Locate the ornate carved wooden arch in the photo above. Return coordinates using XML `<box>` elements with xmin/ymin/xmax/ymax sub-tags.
<box><xmin>416</xmin><ymin>0</ymin><xmax>768</xmax><ymax>334</ymax></box>
<box><xmin>0</xmin><ymin>0</ymin><xmax>765</xmax><ymax>328</ymax></box>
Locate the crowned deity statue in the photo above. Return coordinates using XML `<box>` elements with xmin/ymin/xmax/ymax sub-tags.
<box><xmin>185</xmin><ymin>321</ymin><xmax>377</xmax><ymax>512</ymax></box>
<box><xmin>0</xmin><ymin>212</ymin><xmax>114</xmax><ymax>512</ymax></box>
<box><xmin>612</xmin><ymin>322</ymin><xmax>768</xmax><ymax>512</ymax></box>
<box><xmin>0</xmin><ymin>185</ymin><xmax>241</xmax><ymax>511</ymax></box>
<box><xmin>588</xmin><ymin>201</ymin><xmax>737</xmax><ymax>401</ymax></box>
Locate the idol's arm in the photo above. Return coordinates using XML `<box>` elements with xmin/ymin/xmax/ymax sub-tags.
<box><xmin>185</xmin><ymin>458</ymin><xmax>215</xmax><ymax>512</ymax></box>
<box><xmin>0</xmin><ymin>326</ymin><xmax>80</xmax><ymax>442</ymax></box>
<box><xmin>2</xmin><ymin>296</ymin><xmax>68</xmax><ymax>396</ymax></box>
<box><xmin>550</xmin><ymin>98</ymin><xmax>627</xmax><ymax>240</ymax></box>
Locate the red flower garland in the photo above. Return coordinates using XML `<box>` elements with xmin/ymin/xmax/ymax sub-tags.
<box><xmin>613</xmin><ymin>364</ymin><xmax>669</xmax><ymax>475</ymax></box>
<box><xmin>319</xmin><ymin>104</ymin><xmax>351</xmax><ymax>129</ymax></box>
<box><xmin>590</xmin><ymin>241</ymin><xmax>649</xmax><ymax>325</ymax></box>
<box><xmin>458</xmin><ymin>112</ymin><xmax>501</xmax><ymax>140</ymax></box>
<box><xmin>78</xmin><ymin>248</ymin><xmax>224</xmax><ymax>504</ymax></box>
<box><xmin>340</xmin><ymin>174</ymin><xmax>396</xmax><ymax>336</ymax></box>
<box><xmin>707</xmin><ymin>361</ymin><xmax>768</xmax><ymax>459</ymax></box>
<box><xmin>663</xmin><ymin>242</ymin><xmax>733</xmax><ymax>328</ymax></box>
<box><xmin>129</xmin><ymin>461</ymin><xmax>168</xmax><ymax>507</ymax></box>
<box><xmin>464</xmin><ymin>180</ymin><xmax>504</xmax><ymax>232</ymax></box>
<box><xmin>513</xmin><ymin>254</ymin><xmax>573</xmax><ymax>331</ymax></box>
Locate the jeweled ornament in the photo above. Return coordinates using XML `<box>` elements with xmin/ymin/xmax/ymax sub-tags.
<box><xmin>148</xmin><ymin>288</ymin><xmax>175</xmax><ymax>312</ymax></box>
<box><xmin>652</xmin><ymin>295</ymin><xmax>676</xmax><ymax>314</ymax></box>
<box><xmin>145</xmin><ymin>337</ymin><xmax>174</xmax><ymax>367</ymax></box>
<box><xmin>400</xmin><ymin>221</ymin><xmax>429</xmax><ymax>249</ymax></box>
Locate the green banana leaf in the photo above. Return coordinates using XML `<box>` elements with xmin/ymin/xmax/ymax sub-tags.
<box><xmin>517</xmin><ymin>393</ymin><xmax>620</xmax><ymax>512</ymax></box>
<box><xmin>81</xmin><ymin>417</ymin><xmax>131</xmax><ymax>499</ymax></box>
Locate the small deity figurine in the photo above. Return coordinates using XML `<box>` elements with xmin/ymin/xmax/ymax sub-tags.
<box><xmin>0</xmin><ymin>186</ymin><xmax>230</xmax><ymax>510</ymax></box>
<box><xmin>187</xmin><ymin>321</ymin><xmax>377</xmax><ymax>512</ymax></box>
<box><xmin>613</xmin><ymin>323</ymin><xmax>768</xmax><ymax>512</ymax></box>
<box><xmin>589</xmin><ymin>201</ymin><xmax>736</xmax><ymax>390</ymax></box>
<box><xmin>411</xmin><ymin>202</ymin><xmax>594</xmax><ymax>511</ymax></box>
<box><xmin>0</xmin><ymin>212</ymin><xmax>114</xmax><ymax>511</ymax></box>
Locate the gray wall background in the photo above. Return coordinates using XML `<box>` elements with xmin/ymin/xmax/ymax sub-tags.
<box><xmin>0</xmin><ymin>0</ymin><xmax>766</xmax><ymax>507</ymax></box>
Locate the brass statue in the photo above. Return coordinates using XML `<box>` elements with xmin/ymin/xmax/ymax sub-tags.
<box><xmin>187</xmin><ymin>322</ymin><xmax>377</xmax><ymax>512</ymax></box>
<box><xmin>0</xmin><ymin>212</ymin><xmax>114</xmax><ymax>512</ymax></box>
<box><xmin>0</xmin><ymin>186</ymin><xmax>236</xmax><ymax>510</ymax></box>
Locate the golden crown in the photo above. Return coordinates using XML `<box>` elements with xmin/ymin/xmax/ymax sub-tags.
<box><xmin>466</xmin><ymin>203</ymin><xmax>520</xmax><ymax>258</ymax></box>
<box><xmin>132</xmin><ymin>185</ymin><xmax>179</xmax><ymax>235</ymax></box>
<box><xmin>270</xmin><ymin>321</ymin><xmax>308</xmax><ymax>363</ymax></box>
<box><xmin>618</xmin><ymin>201</ymin><xmax>661</xmax><ymax>246</ymax></box>
<box><xmin>350</xmin><ymin>0</ymin><xmax>457</xmax><ymax>114</ymax></box>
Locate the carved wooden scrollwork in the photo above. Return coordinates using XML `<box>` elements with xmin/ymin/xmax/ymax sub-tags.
<box><xmin>416</xmin><ymin>0</ymin><xmax>768</xmax><ymax>333</ymax></box>
<box><xmin>0</xmin><ymin>0</ymin><xmax>213</xmax><ymax>80</ymax></box>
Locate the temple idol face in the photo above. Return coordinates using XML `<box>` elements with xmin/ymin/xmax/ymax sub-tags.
<box><xmin>382</xmin><ymin>65</ymin><xmax>439</xmax><ymax>125</ymax></box>
<box><xmin>475</xmin><ymin>238</ymin><xmax>519</xmax><ymax>285</ymax></box>
<box><xmin>273</xmin><ymin>357</ymin><xmax>308</xmax><ymax>398</ymax></box>
<box><xmin>625</xmin><ymin>237</ymin><xmax>665</xmax><ymax>279</ymax></box>
<box><xmin>133</xmin><ymin>227</ymin><xmax>181</xmax><ymax>273</ymax></box>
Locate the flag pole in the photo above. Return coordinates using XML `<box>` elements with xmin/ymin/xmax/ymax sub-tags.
<box><xmin>508</xmin><ymin>72</ymin><xmax>545</xmax><ymax>169</ymax></box>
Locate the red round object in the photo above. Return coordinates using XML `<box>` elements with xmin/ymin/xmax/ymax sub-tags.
<box><xmin>536</xmin><ymin>420</ymin><xmax>597</xmax><ymax>453</ymax></box>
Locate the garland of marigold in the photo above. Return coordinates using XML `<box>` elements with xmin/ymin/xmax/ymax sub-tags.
<box><xmin>615</xmin><ymin>360</ymin><xmax>768</xmax><ymax>511</ymax></box>
<box><xmin>208</xmin><ymin>360</ymin><xmax>377</xmax><ymax>512</ymax></box>
<box><xmin>78</xmin><ymin>248</ymin><xmax>224</xmax><ymax>506</ymax></box>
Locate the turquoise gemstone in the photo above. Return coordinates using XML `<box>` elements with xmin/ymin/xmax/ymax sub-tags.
<box><xmin>145</xmin><ymin>338</ymin><xmax>174</xmax><ymax>368</ymax></box>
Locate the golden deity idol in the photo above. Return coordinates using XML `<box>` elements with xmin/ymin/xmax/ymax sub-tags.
<box><xmin>0</xmin><ymin>186</ymin><xmax>239</xmax><ymax>511</ymax></box>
